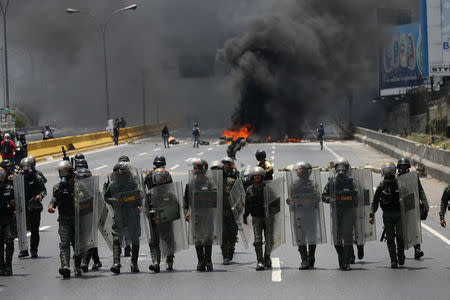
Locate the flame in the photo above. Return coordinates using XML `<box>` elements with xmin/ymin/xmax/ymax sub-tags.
<box><xmin>222</xmin><ymin>122</ymin><xmax>254</xmax><ymax>141</ymax></box>
<box><xmin>265</xmin><ymin>136</ymin><xmax>272</xmax><ymax>143</ymax></box>
<box><xmin>288</xmin><ymin>138</ymin><xmax>300</xmax><ymax>142</ymax></box>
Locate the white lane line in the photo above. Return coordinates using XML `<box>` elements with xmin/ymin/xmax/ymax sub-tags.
<box><xmin>271</xmin><ymin>258</ymin><xmax>282</xmax><ymax>282</ymax></box>
<box><xmin>185</xmin><ymin>158</ymin><xmax>192</xmax><ymax>162</ymax></box>
<box><xmin>208</xmin><ymin>147</ymin><xmax>213</xmax><ymax>151</ymax></box>
<box><xmin>25</xmin><ymin>226</ymin><xmax>52</xmax><ymax>237</ymax></box>
<box><xmin>271</xmin><ymin>156</ymin><xmax>275</xmax><ymax>160</ymax></box>
<box><xmin>421</xmin><ymin>223</ymin><xmax>450</xmax><ymax>245</ymax></box>
<box><xmin>324</xmin><ymin>144</ymin><xmax>340</xmax><ymax>159</ymax></box>
<box><xmin>170</xmin><ymin>164</ymin><xmax>180</xmax><ymax>170</ymax></box>
<box><xmin>153</xmin><ymin>148</ymin><xmax>161</xmax><ymax>152</ymax></box>
<box><xmin>272</xmin><ymin>151</ymin><xmax>275</xmax><ymax>154</ymax></box>
<box><xmin>94</xmin><ymin>165</ymin><xmax>107</xmax><ymax>171</ymax></box>
<box><xmin>138</xmin><ymin>152</ymin><xmax>148</xmax><ymax>156</ymax></box>
<box><xmin>272</xmin><ymin>146</ymin><xmax>276</xmax><ymax>149</ymax></box>
<box><xmin>197</xmin><ymin>152</ymin><xmax>204</xmax><ymax>156</ymax></box>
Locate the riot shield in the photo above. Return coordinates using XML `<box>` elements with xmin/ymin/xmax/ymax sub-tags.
<box><xmin>13</xmin><ymin>175</ymin><xmax>28</xmax><ymax>252</ymax></box>
<box><xmin>98</xmin><ymin>198</ymin><xmax>114</xmax><ymax>251</ymax></box>
<box><xmin>286</xmin><ymin>169</ymin><xmax>326</xmax><ymax>246</ymax></box>
<box><xmin>148</xmin><ymin>182</ymin><xmax>188</xmax><ymax>257</ymax></box>
<box><xmin>110</xmin><ymin>168</ymin><xmax>145</xmax><ymax>244</ymax></box>
<box><xmin>352</xmin><ymin>169</ymin><xmax>376</xmax><ymax>245</ymax></box>
<box><xmin>229</xmin><ymin>178</ymin><xmax>252</xmax><ymax>248</ymax></box>
<box><xmin>398</xmin><ymin>171</ymin><xmax>422</xmax><ymax>250</ymax></box>
<box><xmin>329</xmin><ymin>171</ymin><xmax>357</xmax><ymax>245</ymax></box>
<box><xmin>264</xmin><ymin>177</ymin><xmax>285</xmax><ymax>251</ymax></box>
<box><xmin>74</xmin><ymin>176</ymin><xmax>99</xmax><ymax>255</ymax></box>
<box><xmin>188</xmin><ymin>169</ymin><xmax>223</xmax><ymax>245</ymax></box>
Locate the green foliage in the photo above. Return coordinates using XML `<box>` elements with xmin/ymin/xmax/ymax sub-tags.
<box><xmin>15</xmin><ymin>114</ymin><xmax>29</xmax><ymax>128</ymax></box>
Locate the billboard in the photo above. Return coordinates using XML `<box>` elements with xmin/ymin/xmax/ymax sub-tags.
<box><xmin>0</xmin><ymin>108</ymin><xmax>15</xmax><ymax>132</ymax></box>
<box><xmin>427</xmin><ymin>0</ymin><xmax>450</xmax><ymax>75</ymax></box>
<box><xmin>379</xmin><ymin>22</ymin><xmax>427</xmax><ymax>94</ymax></box>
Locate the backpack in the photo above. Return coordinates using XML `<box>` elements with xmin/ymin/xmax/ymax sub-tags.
<box><xmin>192</xmin><ymin>127</ymin><xmax>199</xmax><ymax>136</ymax></box>
<box><xmin>2</xmin><ymin>141</ymin><xmax>11</xmax><ymax>156</ymax></box>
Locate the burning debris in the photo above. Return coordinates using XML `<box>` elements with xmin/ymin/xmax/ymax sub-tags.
<box><xmin>221</xmin><ymin>123</ymin><xmax>254</xmax><ymax>142</ymax></box>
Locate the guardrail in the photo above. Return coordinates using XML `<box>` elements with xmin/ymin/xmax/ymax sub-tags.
<box><xmin>354</xmin><ymin>126</ymin><xmax>450</xmax><ymax>184</ymax></box>
<box><xmin>28</xmin><ymin>122</ymin><xmax>169</xmax><ymax>161</ymax></box>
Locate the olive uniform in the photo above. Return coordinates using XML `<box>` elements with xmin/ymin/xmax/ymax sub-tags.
<box><xmin>439</xmin><ymin>185</ymin><xmax>450</xmax><ymax>223</ymax></box>
<box><xmin>0</xmin><ymin>182</ymin><xmax>14</xmax><ymax>276</ymax></box>
<box><xmin>221</xmin><ymin>175</ymin><xmax>238</xmax><ymax>263</ymax></box>
<box><xmin>49</xmin><ymin>181</ymin><xmax>82</xmax><ymax>276</ymax></box>
<box><xmin>370</xmin><ymin>179</ymin><xmax>405</xmax><ymax>266</ymax></box>
<box><xmin>322</xmin><ymin>176</ymin><xmax>357</xmax><ymax>268</ymax></box>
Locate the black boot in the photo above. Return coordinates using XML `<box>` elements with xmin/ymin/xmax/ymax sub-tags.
<box><xmin>130</xmin><ymin>244</ymin><xmax>140</xmax><ymax>273</ymax></box>
<box><xmin>110</xmin><ymin>242</ymin><xmax>121</xmax><ymax>274</ymax></box>
<box><xmin>149</xmin><ymin>263</ymin><xmax>160</xmax><ymax>273</ymax></box>
<box><xmin>74</xmin><ymin>255</ymin><xmax>82</xmax><ymax>276</ymax></box>
<box><xmin>124</xmin><ymin>244</ymin><xmax>131</xmax><ymax>257</ymax></box>
<box><xmin>166</xmin><ymin>255</ymin><xmax>174</xmax><ymax>271</ymax></box>
<box><xmin>298</xmin><ymin>246</ymin><xmax>310</xmax><ymax>270</ymax></box>
<box><xmin>255</xmin><ymin>245</ymin><xmax>264</xmax><ymax>271</ymax></box>
<box><xmin>195</xmin><ymin>245</ymin><xmax>206</xmax><ymax>272</ymax></box>
<box><xmin>59</xmin><ymin>267</ymin><xmax>71</xmax><ymax>279</ymax></box>
<box><xmin>91</xmin><ymin>248</ymin><xmax>102</xmax><ymax>270</ymax></box>
<box><xmin>357</xmin><ymin>245</ymin><xmax>364</xmax><ymax>260</ymax></box>
<box><xmin>205</xmin><ymin>245</ymin><xmax>213</xmax><ymax>272</ymax></box>
<box><xmin>18</xmin><ymin>250</ymin><xmax>29</xmax><ymax>258</ymax></box>
<box><xmin>414</xmin><ymin>244</ymin><xmax>424</xmax><ymax>260</ymax></box>
<box><xmin>264</xmin><ymin>255</ymin><xmax>272</xmax><ymax>269</ymax></box>
<box><xmin>0</xmin><ymin>250</ymin><xmax>5</xmax><ymax>276</ymax></box>
<box><xmin>308</xmin><ymin>245</ymin><xmax>316</xmax><ymax>269</ymax></box>
<box><xmin>81</xmin><ymin>250</ymin><xmax>91</xmax><ymax>273</ymax></box>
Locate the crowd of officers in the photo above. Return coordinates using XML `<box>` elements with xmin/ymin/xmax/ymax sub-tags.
<box><xmin>0</xmin><ymin>148</ymin><xmax>449</xmax><ymax>279</ymax></box>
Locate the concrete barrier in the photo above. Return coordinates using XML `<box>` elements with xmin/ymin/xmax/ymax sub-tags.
<box><xmin>354</xmin><ymin>126</ymin><xmax>450</xmax><ymax>184</ymax></box>
<box><xmin>27</xmin><ymin>122</ymin><xmax>168</xmax><ymax>161</ymax></box>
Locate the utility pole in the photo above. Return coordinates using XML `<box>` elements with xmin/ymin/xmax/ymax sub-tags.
<box><xmin>0</xmin><ymin>0</ymin><xmax>10</xmax><ymax>108</ymax></box>
<box><xmin>142</xmin><ymin>71</ymin><xmax>146</xmax><ymax>125</ymax></box>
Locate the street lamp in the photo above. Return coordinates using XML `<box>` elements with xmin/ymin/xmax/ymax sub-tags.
<box><xmin>0</xmin><ymin>0</ymin><xmax>10</xmax><ymax>108</ymax></box>
<box><xmin>66</xmin><ymin>4</ymin><xmax>138</xmax><ymax>121</ymax></box>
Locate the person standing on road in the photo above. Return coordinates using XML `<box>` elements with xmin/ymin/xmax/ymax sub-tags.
<box><xmin>317</xmin><ymin>123</ymin><xmax>325</xmax><ymax>151</ymax></box>
<box><xmin>0</xmin><ymin>167</ymin><xmax>15</xmax><ymax>276</ymax></box>
<box><xmin>48</xmin><ymin>161</ymin><xmax>82</xmax><ymax>279</ymax></box>
<box><xmin>439</xmin><ymin>185</ymin><xmax>450</xmax><ymax>227</ymax></box>
<box><xmin>370</xmin><ymin>162</ymin><xmax>405</xmax><ymax>269</ymax></box>
<box><xmin>255</xmin><ymin>150</ymin><xmax>273</xmax><ymax>182</ymax></box>
<box><xmin>18</xmin><ymin>157</ymin><xmax>47</xmax><ymax>258</ymax></box>
<box><xmin>322</xmin><ymin>158</ymin><xmax>356</xmax><ymax>271</ymax></box>
<box><xmin>244</xmin><ymin>167</ymin><xmax>273</xmax><ymax>271</ymax></box>
<box><xmin>162</xmin><ymin>126</ymin><xmax>170</xmax><ymax>149</ymax></box>
<box><xmin>396</xmin><ymin>158</ymin><xmax>429</xmax><ymax>260</ymax></box>
<box><xmin>192</xmin><ymin>123</ymin><xmax>200</xmax><ymax>148</ymax></box>
<box><xmin>27</xmin><ymin>155</ymin><xmax>47</xmax><ymax>184</ymax></box>
<box><xmin>1</xmin><ymin>133</ymin><xmax>16</xmax><ymax>160</ymax></box>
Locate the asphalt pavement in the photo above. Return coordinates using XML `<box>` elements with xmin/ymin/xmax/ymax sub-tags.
<box><xmin>1</xmin><ymin>129</ymin><xmax>449</xmax><ymax>300</ymax></box>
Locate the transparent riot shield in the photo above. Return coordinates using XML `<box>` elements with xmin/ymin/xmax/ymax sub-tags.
<box><xmin>329</xmin><ymin>170</ymin><xmax>357</xmax><ymax>245</ymax></box>
<box><xmin>147</xmin><ymin>182</ymin><xmax>188</xmax><ymax>258</ymax></box>
<box><xmin>188</xmin><ymin>169</ymin><xmax>223</xmax><ymax>245</ymax></box>
<box><xmin>74</xmin><ymin>176</ymin><xmax>99</xmax><ymax>255</ymax></box>
<box><xmin>98</xmin><ymin>199</ymin><xmax>114</xmax><ymax>251</ymax></box>
<box><xmin>264</xmin><ymin>177</ymin><xmax>285</xmax><ymax>251</ymax></box>
<box><xmin>398</xmin><ymin>171</ymin><xmax>422</xmax><ymax>250</ymax></box>
<box><xmin>352</xmin><ymin>169</ymin><xmax>376</xmax><ymax>245</ymax></box>
<box><xmin>229</xmin><ymin>178</ymin><xmax>252</xmax><ymax>248</ymax></box>
<box><xmin>13</xmin><ymin>175</ymin><xmax>28</xmax><ymax>252</ymax></box>
<box><xmin>286</xmin><ymin>169</ymin><xmax>326</xmax><ymax>246</ymax></box>
<box><xmin>110</xmin><ymin>168</ymin><xmax>145</xmax><ymax>244</ymax></box>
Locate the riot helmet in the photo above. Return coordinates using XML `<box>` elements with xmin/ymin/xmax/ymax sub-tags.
<box><xmin>255</xmin><ymin>149</ymin><xmax>266</xmax><ymax>161</ymax></box>
<box><xmin>210</xmin><ymin>161</ymin><xmax>224</xmax><ymax>170</ymax></box>
<box><xmin>57</xmin><ymin>160</ymin><xmax>73</xmax><ymax>178</ymax></box>
<box><xmin>381</xmin><ymin>162</ymin><xmax>396</xmax><ymax>180</ymax></box>
<box><xmin>27</xmin><ymin>155</ymin><xmax>37</xmax><ymax>169</ymax></box>
<box><xmin>201</xmin><ymin>159</ymin><xmax>208</xmax><ymax>170</ymax></box>
<box><xmin>152</xmin><ymin>168</ymin><xmax>170</xmax><ymax>186</ymax></box>
<box><xmin>20</xmin><ymin>157</ymin><xmax>34</xmax><ymax>173</ymax></box>
<box><xmin>0</xmin><ymin>167</ymin><xmax>6</xmax><ymax>184</ymax></box>
<box><xmin>74</xmin><ymin>159</ymin><xmax>88</xmax><ymax>170</ymax></box>
<box><xmin>397</xmin><ymin>157</ymin><xmax>411</xmax><ymax>175</ymax></box>
<box><xmin>334</xmin><ymin>157</ymin><xmax>350</xmax><ymax>177</ymax></box>
<box><xmin>118</xmin><ymin>155</ymin><xmax>130</xmax><ymax>162</ymax></box>
<box><xmin>153</xmin><ymin>155</ymin><xmax>166</xmax><ymax>168</ymax></box>
<box><xmin>74</xmin><ymin>153</ymin><xmax>85</xmax><ymax>160</ymax></box>
<box><xmin>75</xmin><ymin>167</ymin><xmax>92</xmax><ymax>179</ymax></box>
<box><xmin>0</xmin><ymin>159</ymin><xmax>13</xmax><ymax>174</ymax></box>
<box><xmin>294</xmin><ymin>161</ymin><xmax>312</xmax><ymax>179</ymax></box>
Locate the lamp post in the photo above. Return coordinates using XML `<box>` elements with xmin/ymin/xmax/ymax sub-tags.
<box><xmin>66</xmin><ymin>4</ymin><xmax>137</xmax><ymax>120</ymax></box>
<box><xmin>0</xmin><ymin>0</ymin><xmax>10</xmax><ymax>108</ymax></box>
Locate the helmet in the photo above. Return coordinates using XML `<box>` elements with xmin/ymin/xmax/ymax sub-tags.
<box><xmin>194</xmin><ymin>122</ymin><xmax>198</xmax><ymax>127</ymax></box>
<box><xmin>210</xmin><ymin>161</ymin><xmax>224</xmax><ymax>170</ymax></box>
<box><xmin>221</xmin><ymin>157</ymin><xmax>234</xmax><ymax>165</ymax></box>
<box><xmin>381</xmin><ymin>162</ymin><xmax>396</xmax><ymax>178</ymax></box>
<box><xmin>3</xmin><ymin>133</ymin><xmax>10</xmax><ymax>140</ymax></box>
<box><xmin>153</xmin><ymin>155</ymin><xmax>166</xmax><ymax>168</ymax></box>
<box><xmin>0</xmin><ymin>167</ymin><xmax>6</xmax><ymax>184</ymax></box>
<box><xmin>152</xmin><ymin>168</ymin><xmax>170</xmax><ymax>185</ymax></box>
<box><xmin>74</xmin><ymin>153</ymin><xmax>85</xmax><ymax>160</ymax></box>
<box><xmin>75</xmin><ymin>167</ymin><xmax>92</xmax><ymax>179</ymax></box>
<box><xmin>240</xmin><ymin>139</ymin><xmax>247</xmax><ymax>146</ymax></box>
<box><xmin>118</xmin><ymin>155</ymin><xmax>130</xmax><ymax>162</ymax></box>
<box><xmin>0</xmin><ymin>159</ymin><xmax>13</xmax><ymax>172</ymax></box>
<box><xmin>57</xmin><ymin>160</ymin><xmax>73</xmax><ymax>178</ymax></box>
<box><xmin>201</xmin><ymin>159</ymin><xmax>208</xmax><ymax>170</ymax></box>
<box><xmin>252</xmin><ymin>166</ymin><xmax>265</xmax><ymax>177</ymax></box>
<box><xmin>397</xmin><ymin>157</ymin><xmax>411</xmax><ymax>174</ymax></box>
<box><xmin>320</xmin><ymin>122</ymin><xmax>324</xmax><ymax>127</ymax></box>
<box><xmin>20</xmin><ymin>157</ymin><xmax>34</xmax><ymax>171</ymax></box>
<box><xmin>334</xmin><ymin>157</ymin><xmax>350</xmax><ymax>171</ymax></box>
<box><xmin>27</xmin><ymin>155</ymin><xmax>37</xmax><ymax>168</ymax></box>
<box><xmin>74</xmin><ymin>159</ymin><xmax>89</xmax><ymax>170</ymax></box>
<box><xmin>294</xmin><ymin>161</ymin><xmax>312</xmax><ymax>178</ymax></box>
<box><xmin>113</xmin><ymin>161</ymin><xmax>130</xmax><ymax>173</ymax></box>
<box><xmin>191</xmin><ymin>158</ymin><xmax>204</xmax><ymax>170</ymax></box>
<box><xmin>255</xmin><ymin>149</ymin><xmax>266</xmax><ymax>161</ymax></box>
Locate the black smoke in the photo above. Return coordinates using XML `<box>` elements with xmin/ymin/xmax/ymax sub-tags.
<box><xmin>218</xmin><ymin>0</ymin><xmax>420</xmax><ymax>134</ymax></box>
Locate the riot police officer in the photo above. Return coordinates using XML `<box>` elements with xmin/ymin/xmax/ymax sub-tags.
<box><xmin>0</xmin><ymin>167</ymin><xmax>14</xmax><ymax>276</ymax></box>
<box><xmin>370</xmin><ymin>162</ymin><xmax>404</xmax><ymax>269</ymax></box>
<box><xmin>322</xmin><ymin>158</ymin><xmax>356</xmax><ymax>271</ymax></box>
<box><xmin>221</xmin><ymin>157</ymin><xmax>239</xmax><ymax>180</ymax></box>
<box><xmin>18</xmin><ymin>157</ymin><xmax>47</xmax><ymax>258</ymax></box>
<box><xmin>144</xmin><ymin>156</ymin><xmax>173</xmax><ymax>191</ymax></box>
<box><xmin>27</xmin><ymin>155</ymin><xmax>47</xmax><ymax>184</ymax></box>
<box><xmin>255</xmin><ymin>150</ymin><xmax>273</xmax><ymax>182</ymax></box>
<box><xmin>48</xmin><ymin>161</ymin><xmax>82</xmax><ymax>279</ymax></box>
<box><xmin>397</xmin><ymin>158</ymin><xmax>428</xmax><ymax>259</ymax></box>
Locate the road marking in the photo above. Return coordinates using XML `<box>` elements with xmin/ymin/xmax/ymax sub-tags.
<box><xmin>94</xmin><ymin>165</ymin><xmax>107</xmax><ymax>171</ymax></box>
<box><xmin>271</xmin><ymin>258</ymin><xmax>282</xmax><ymax>282</ymax></box>
<box><xmin>25</xmin><ymin>226</ymin><xmax>52</xmax><ymax>237</ymax></box>
<box><xmin>421</xmin><ymin>223</ymin><xmax>450</xmax><ymax>245</ymax></box>
<box><xmin>271</xmin><ymin>156</ymin><xmax>275</xmax><ymax>160</ymax></box>
<box><xmin>138</xmin><ymin>152</ymin><xmax>148</xmax><ymax>156</ymax></box>
<box><xmin>170</xmin><ymin>164</ymin><xmax>180</xmax><ymax>170</ymax></box>
<box><xmin>272</xmin><ymin>151</ymin><xmax>275</xmax><ymax>154</ymax></box>
<box><xmin>208</xmin><ymin>147</ymin><xmax>213</xmax><ymax>151</ymax></box>
<box><xmin>272</xmin><ymin>146</ymin><xmax>276</xmax><ymax>149</ymax></box>
<box><xmin>197</xmin><ymin>152</ymin><xmax>204</xmax><ymax>156</ymax></box>
<box><xmin>324</xmin><ymin>144</ymin><xmax>340</xmax><ymax>159</ymax></box>
<box><xmin>153</xmin><ymin>148</ymin><xmax>161</xmax><ymax>152</ymax></box>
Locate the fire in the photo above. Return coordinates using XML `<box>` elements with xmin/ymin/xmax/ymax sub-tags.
<box><xmin>222</xmin><ymin>122</ymin><xmax>254</xmax><ymax>141</ymax></box>
<box><xmin>288</xmin><ymin>138</ymin><xmax>300</xmax><ymax>142</ymax></box>
<box><xmin>266</xmin><ymin>136</ymin><xmax>272</xmax><ymax>143</ymax></box>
